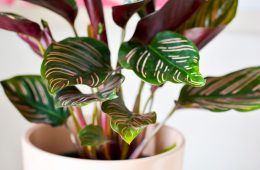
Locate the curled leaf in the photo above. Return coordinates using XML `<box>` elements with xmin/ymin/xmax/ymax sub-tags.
<box><xmin>101</xmin><ymin>97</ymin><xmax>157</xmax><ymax>144</ymax></box>
<box><xmin>41</xmin><ymin>37</ymin><xmax>112</xmax><ymax>94</ymax></box>
<box><xmin>79</xmin><ymin>124</ymin><xmax>106</xmax><ymax>146</ymax></box>
<box><xmin>55</xmin><ymin>74</ymin><xmax>125</xmax><ymax>107</ymax></box>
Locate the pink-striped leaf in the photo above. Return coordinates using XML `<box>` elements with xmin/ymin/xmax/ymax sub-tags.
<box><xmin>41</xmin><ymin>37</ymin><xmax>112</xmax><ymax>94</ymax></box>
<box><xmin>101</xmin><ymin>96</ymin><xmax>157</xmax><ymax>144</ymax></box>
<box><xmin>178</xmin><ymin>67</ymin><xmax>260</xmax><ymax>112</ymax></box>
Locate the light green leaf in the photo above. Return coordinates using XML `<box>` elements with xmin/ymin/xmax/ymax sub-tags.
<box><xmin>159</xmin><ymin>143</ymin><xmax>177</xmax><ymax>154</ymax></box>
<box><xmin>178</xmin><ymin>67</ymin><xmax>260</xmax><ymax>112</ymax></box>
<box><xmin>55</xmin><ymin>74</ymin><xmax>124</xmax><ymax>107</ymax></box>
<box><xmin>41</xmin><ymin>37</ymin><xmax>112</xmax><ymax>94</ymax></box>
<box><xmin>119</xmin><ymin>31</ymin><xmax>205</xmax><ymax>87</ymax></box>
<box><xmin>1</xmin><ymin>75</ymin><xmax>69</xmax><ymax>126</ymax></box>
<box><xmin>79</xmin><ymin>124</ymin><xmax>106</xmax><ymax>146</ymax></box>
<box><xmin>101</xmin><ymin>97</ymin><xmax>157</xmax><ymax>144</ymax></box>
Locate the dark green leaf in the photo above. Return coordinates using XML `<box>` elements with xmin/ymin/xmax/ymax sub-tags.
<box><xmin>22</xmin><ymin>0</ymin><xmax>78</xmax><ymax>24</ymax></box>
<box><xmin>1</xmin><ymin>75</ymin><xmax>69</xmax><ymax>126</ymax></box>
<box><xmin>178</xmin><ymin>0</ymin><xmax>238</xmax><ymax>49</ymax></box>
<box><xmin>101</xmin><ymin>97</ymin><xmax>157</xmax><ymax>144</ymax></box>
<box><xmin>119</xmin><ymin>31</ymin><xmax>205</xmax><ymax>87</ymax></box>
<box><xmin>41</xmin><ymin>37</ymin><xmax>112</xmax><ymax>94</ymax></box>
<box><xmin>55</xmin><ymin>74</ymin><xmax>124</xmax><ymax>107</ymax></box>
<box><xmin>178</xmin><ymin>67</ymin><xmax>260</xmax><ymax>112</ymax></box>
<box><xmin>79</xmin><ymin>124</ymin><xmax>106</xmax><ymax>146</ymax></box>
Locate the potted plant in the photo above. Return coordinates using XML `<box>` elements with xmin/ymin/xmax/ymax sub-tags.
<box><xmin>1</xmin><ymin>0</ymin><xmax>257</xmax><ymax>170</ymax></box>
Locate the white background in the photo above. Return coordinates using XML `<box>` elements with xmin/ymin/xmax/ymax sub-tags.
<box><xmin>0</xmin><ymin>1</ymin><xmax>260</xmax><ymax>170</ymax></box>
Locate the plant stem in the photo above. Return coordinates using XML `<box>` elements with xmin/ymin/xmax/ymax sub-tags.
<box><xmin>129</xmin><ymin>104</ymin><xmax>180</xmax><ymax>159</ymax></box>
<box><xmin>64</xmin><ymin>122</ymin><xmax>85</xmax><ymax>158</ymax></box>
<box><xmin>133</xmin><ymin>81</ymin><xmax>145</xmax><ymax>113</ymax></box>
<box><xmin>71</xmin><ymin>25</ymin><xmax>79</xmax><ymax>37</ymax></box>
<box><xmin>69</xmin><ymin>107</ymin><xmax>81</xmax><ymax>132</ymax></box>
<box><xmin>73</xmin><ymin>107</ymin><xmax>86</xmax><ymax>128</ymax></box>
<box><xmin>142</xmin><ymin>94</ymin><xmax>153</xmax><ymax>113</ymax></box>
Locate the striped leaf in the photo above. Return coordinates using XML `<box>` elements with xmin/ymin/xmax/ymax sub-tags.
<box><xmin>79</xmin><ymin>124</ymin><xmax>106</xmax><ymax>146</ymax></box>
<box><xmin>22</xmin><ymin>0</ymin><xmax>78</xmax><ymax>24</ymax></box>
<box><xmin>55</xmin><ymin>74</ymin><xmax>124</xmax><ymax>107</ymax></box>
<box><xmin>179</xmin><ymin>0</ymin><xmax>238</xmax><ymax>49</ymax></box>
<box><xmin>41</xmin><ymin>37</ymin><xmax>112</xmax><ymax>94</ymax></box>
<box><xmin>101</xmin><ymin>97</ymin><xmax>157</xmax><ymax>144</ymax></box>
<box><xmin>119</xmin><ymin>31</ymin><xmax>205</xmax><ymax>87</ymax></box>
<box><xmin>1</xmin><ymin>75</ymin><xmax>69</xmax><ymax>126</ymax></box>
<box><xmin>178</xmin><ymin>67</ymin><xmax>260</xmax><ymax>112</ymax></box>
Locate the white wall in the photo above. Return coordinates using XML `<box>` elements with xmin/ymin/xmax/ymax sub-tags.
<box><xmin>0</xmin><ymin>1</ymin><xmax>260</xmax><ymax>170</ymax></box>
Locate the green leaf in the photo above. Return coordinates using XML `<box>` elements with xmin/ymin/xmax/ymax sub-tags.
<box><xmin>41</xmin><ymin>37</ymin><xmax>112</xmax><ymax>94</ymax></box>
<box><xmin>79</xmin><ymin>124</ymin><xmax>106</xmax><ymax>146</ymax></box>
<box><xmin>159</xmin><ymin>143</ymin><xmax>177</xmax><ymax>154</ymax></box>
<box><xmin>101</xmin><ymin>97</ymin><xmax>157</xmax><ymax>144</ymax></box>
<box><xmin>119</xmin><ymin>31</ymin><xmax>205</xmax><ymax>87</ymax></box>
<box><xmin>178</xmin><ymin>67</ymin><xmax>260</xmax><ymax>112</ymax></box>
<box><xmin>55</xmin><ymin>74</ymin><xmax>124</xmax><ymax>107</ymax></box>
<box><xmin>1</xmin><ymin>75</ymin><xmax>69</xmax><ymax>126</ymax></box>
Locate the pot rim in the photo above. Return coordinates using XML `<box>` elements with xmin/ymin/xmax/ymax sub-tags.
<box><xmin>22</xmin><ymin>124</ymin><xmax>185</xmax><ymax>164</ymax></box>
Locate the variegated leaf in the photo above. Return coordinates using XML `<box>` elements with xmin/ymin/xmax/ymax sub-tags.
<box><xmin>41</xmin><ymin>37</ymin><xmax>112</xmax><ymax>94</ymax></box>
<box><xmin>22</xmin><ymin>0</ymin><xmax>78</xmax><ymax>24</ymax></box>
<box><xmin>178</xmin><ymin>0</ymin><xmax>238</xmax><ymax>31</ymax></box>
<box><xmin>55</xmin><ymin>74</ymin><xmax>124</xmax><ymax>107</ymax></box>
<box><xmin>79</xmin><ymin>124</ymin><xmax>106</xmax><ymax>146</ymax></box>
<box><xmin>1</xmin><ymin>75</ymin><xmax>69</xmax><ymax>126</ymax></box>
<box><xmin>178</xmin><ymin>0</ymin><xmax>238</xmax><ymax>49</ymax></box>
<box><xmin>101</xmin><ymin>97</ymin><xmax>157</xmax><ymax>144</ymax></box>
<box><xmin>119</xmin><ymin>31</ymin><xmax>205</xmax><ymax>87</ymax></box>
<box><xmin>178</xmin><ymin>67</ymin><xmax>260</xmax><ymax>112</ymax></box>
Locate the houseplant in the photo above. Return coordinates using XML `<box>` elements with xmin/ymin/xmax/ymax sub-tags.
<box><xmin>1</xmin><ymin>0</ymin><xmax>259</xmax><ymax>169</ymax></box>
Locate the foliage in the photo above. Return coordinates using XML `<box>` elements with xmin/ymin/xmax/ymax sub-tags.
<box><xmin>0</xmin><ymin>0</ymin><xmax>252</xmax><ymax>161</ymax></box>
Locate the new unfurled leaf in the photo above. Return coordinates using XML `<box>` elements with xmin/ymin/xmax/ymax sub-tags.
<box><xmin>22</xmin><ymin>0</ymin><xmax>78</xmax><ymax>24</ymax></box>
<box><xmin>55</xmin><ymin>74</ymin><xmax>124</xmax><ymax>107</ymax></box>
<box><xmin>131</xmin><ymin>0</ymin><xmax>204</xmax><ymax>44</ymax></box>
<box><xmin>178</xmin><ymin>0</ymin><xmax>238</xmax><ymax>49</ymax></box>
<box><xmin>41</xmin><ymin>37</ymin><xmax>112</xmax><ymax>94</ymax></box>
<box><xmin>79</xmin><ymin>124</ymin><xmax>106</xmax><ymax>146</ymax></box>
<box><xmin>0</xmin><ymin>12</ymin><xmax>42</xmax><ymax>39</ymax></box>
<box><xmin>83</xmin><ymin>0</ymin><xmax>107</xmax><ymax>43</ymax></box>
<box><xmin>112</xmin><ymin>0</ymin><xmax>146</xmax><ymax>28</ymax></box>
<box><xmin>178</xmin><ymin>67</ymin><xmax>260</xmax><ymax>112</ymax></box>
<box><xmin>1</xmin><ymin>75</ymin><xmax>69</xmax><ymax>126</ymax></box>
<box><xmin>119</xmin><ymin>31</ymin><xmax>205</xmax><ymax>87</ymax></box>
<box><xmin>101</xmin><ymin>97</ymin><xmax>157</xmax><ymax>144</ymax></box>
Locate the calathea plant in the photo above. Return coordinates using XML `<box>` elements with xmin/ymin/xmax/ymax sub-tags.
<box><xmin>1</xmin><ymin>0</ymin><xmax>257</xmax><ymax>160</ymax></box>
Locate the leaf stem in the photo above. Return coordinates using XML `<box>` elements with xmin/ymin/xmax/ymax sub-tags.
<box><xmin>133</xmin><ymin>81</ymin><xmax>145</xmax><ymax>113</ymax></box>
<box><xmin>71</xmin><ymin>25</ymin><xmax>79</xmax><ymax>37</ymax></box>
<box><xmin>129</xmin><ymin>103</ymin><xmax>180</xmax><ymax>159</ymax></box>
<box><xmin>73</xmin><ymin>107</ymin><xmax>86</xmax><ymax>128</ymax></box>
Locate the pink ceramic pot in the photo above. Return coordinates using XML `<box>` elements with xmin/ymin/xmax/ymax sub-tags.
<box><xmin>22</xmin><ymin>125</ymin><xmax>185</xmax><ymax>170</ymax></box>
